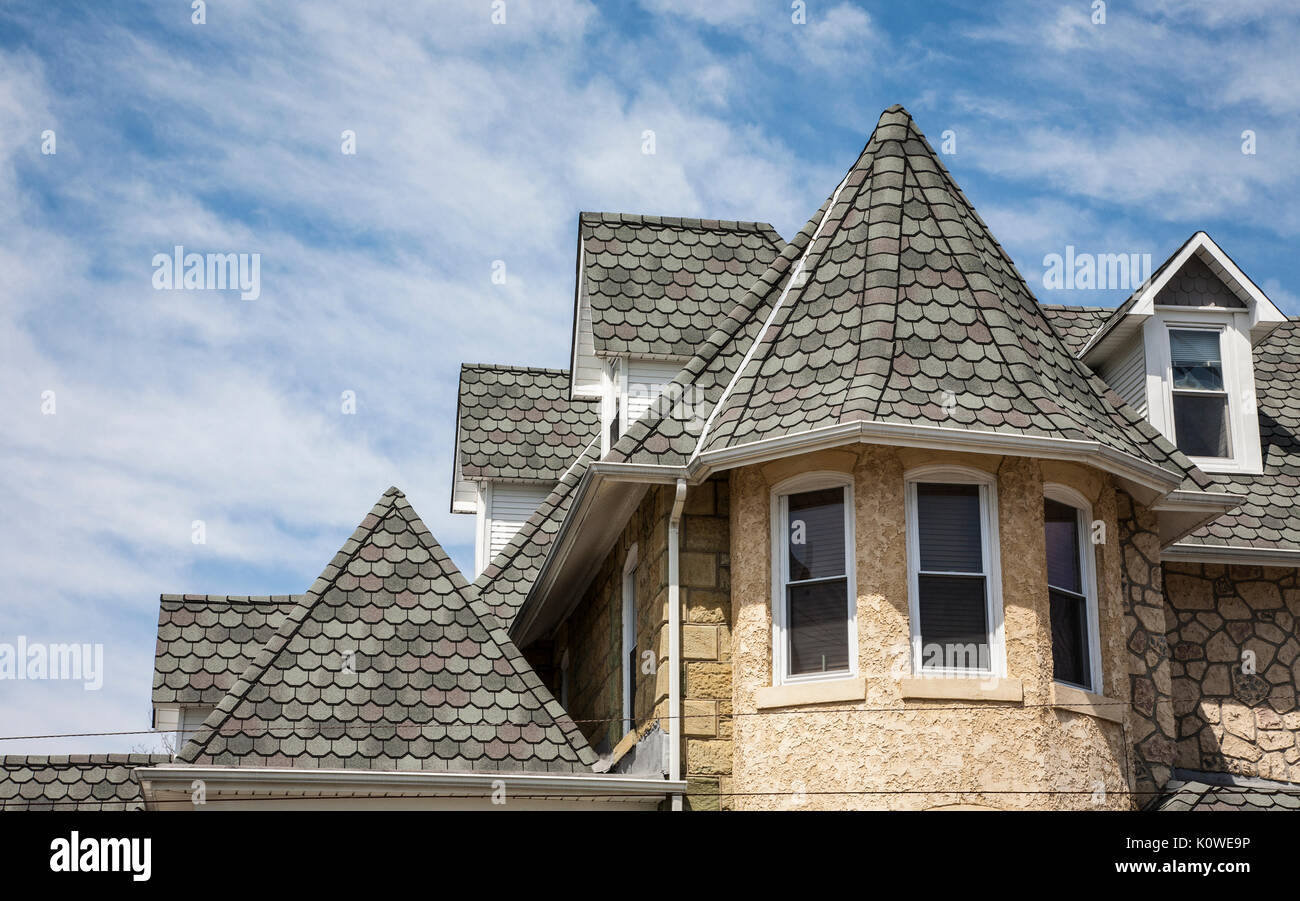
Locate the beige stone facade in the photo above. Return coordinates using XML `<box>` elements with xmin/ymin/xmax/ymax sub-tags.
<box><xmin>728</xmin><ymin>446</ymin><xmax>1133</xmax><ymax>810</ymax></box>
<box><xmin>541</xmin><ymin>442</ymin><xmax>1300</xmax><ymax>810</ymax></box>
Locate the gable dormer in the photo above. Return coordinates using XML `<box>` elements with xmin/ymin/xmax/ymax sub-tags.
<box><xmin>1080</xmin><ymin>232</ymin><xmax>1287</xmax><ymax>475</ymax></box>
<box><xmin>570</xmin><ymin>212</ymin><xmax>785</xmax><ymax>454</ymax></box>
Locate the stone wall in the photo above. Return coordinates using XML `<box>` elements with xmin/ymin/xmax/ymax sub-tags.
<box><xmin>554</xmin><ymin>485</ymin><xmax>671</xmax><ymax>755</ymax></box>
<box><xmin>680</xmin><ymin>476</ymin><xmax>733</xmax><ymax>809</ymax></box>
<box><xmin>1117</xmin><ymin>491</ymin><xmax>1175</xmax><ymax>804</ymax></box>
<box><xmin>1165</xmin><ymin>561</ymin><xmax>1300</xmax><ymax>783</ymax></box>
<box><xmin>729</xmin><ymin>446</ymin><xmax>1133</xmax><ymax>810</ymax></box>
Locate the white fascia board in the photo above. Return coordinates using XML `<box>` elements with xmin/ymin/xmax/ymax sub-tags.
<box><xmin>1162</xmin><ymin>543</ymin><xmax>1300</xmax><ymax>569</ymax></box>
<box><xmin>691</xmin><ymin>419</ymin><xmax>1185</xmax><ymax>496</ymax></box>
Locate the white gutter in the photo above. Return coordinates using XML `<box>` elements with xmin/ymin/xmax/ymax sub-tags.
<box><xmin>137</xmin><ymin>765</ymin><xmax>685</xmax><ymax>806</ymax></box>
<box><xmin>667</xmin><ymin>478</ymin><xmax>687</xmax><ymax>811</ymax></box>
<box><xmin>1161</xmin><ymin>543</ymin><xmax>1300</xmax><ymax>569</ymax></box>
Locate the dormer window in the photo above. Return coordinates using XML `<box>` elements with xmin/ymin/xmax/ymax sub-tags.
<box><xmin>1078</xmin><ymin>232</ymin><xmax>1287</xmax><ymax>477</ymax></box>
<box><xmin>1168</xmin><ymin>327</ymin><xmax>1231</xmax><ymax>459</ymax></box>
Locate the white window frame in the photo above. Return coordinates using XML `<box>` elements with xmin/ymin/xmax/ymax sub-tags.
<box><xmin>904</xmin><ymin>465</ymin><xmax>1005</xmax><ymax>678</ymax></box>
<box><xmin>621</xmin><ymin>543</ymin><xmax>638</xmax><ymax>735</ymax></box>
<box><xmin>1044</xmin><ymin>484</ymin><xmax>1103</xmax><ymax>694</ymax></box>
<box><xmin>769</xmin><ymin>472</ymin><xmax>858</xmax><ymax>686</ymax></box>
<box><xmin>1143</xmin><ymin>308</ymin><xmax>1261</xmax><ymax>474</ymax></box>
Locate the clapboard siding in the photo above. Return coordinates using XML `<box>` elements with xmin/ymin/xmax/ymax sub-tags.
<box><xmin>624</xmin><ymin>360</ymin><xmax>684</xmax><ymax>426</ymax></box>
<box><xmin>488</xmin><ymin>484</ymin><xmax>552</xmax><ymax>560</ymax></box>
<box><xmin>1101</xmin><ymin>338</ymin><xmax>1147</xmax><ymax>415</ymax></box>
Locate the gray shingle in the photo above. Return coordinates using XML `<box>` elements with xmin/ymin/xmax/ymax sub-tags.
<box><xmin>457</xmin><ymin>364</ymin><xmax>597</xmax><ymax>483</ymax></box>
<box><xmin>0</xmin><ymin>755</ymin><xmax>169</xmax><ymax>811</ymax></box>
<box><xmin>178</xmin><ymin>487</ymin><xmax>596</xmax><ymax>772</ymax></box>
<box><xmin>581</xmin><ymin>212</ymin><xmax>785</xmax><ymax>359</ymax></box>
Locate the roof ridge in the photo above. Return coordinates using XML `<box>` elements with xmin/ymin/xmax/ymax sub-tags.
<box><xmin>460</xmin><ymin>362</ymin><xmax>572</xmax><ymax>376</ymax></box>
<box><xmin>159</xmin><ymin>594</ymin><xmax>301</xmax><ymax>605</ymax></box>
<box><xmin>578</xmin><ymin>210</ymin><xmax>780</xmax><ymax>235</ymax></box>
<box><xmin>0</xmin><ymin>754</ymin><xmax>171</xmax><ymax>765</ymax></box>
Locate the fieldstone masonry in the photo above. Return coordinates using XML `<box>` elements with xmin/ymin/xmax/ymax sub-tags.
<box><xmin>1166</xmin><ymin>561</ymin><xmax>1300</xmax><ymax>783</ymax></box>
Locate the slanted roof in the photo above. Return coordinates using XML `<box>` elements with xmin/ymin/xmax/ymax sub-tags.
<box><xmin>1152</xmin><ymin>771</ymin><xmax>1300</xmax><ymax>810</ymax></box>
<box><xmin>0</xmin><ymin>755</ymin><xmax>169</xmax><ymax>810</ymax></box>
<box><xmin>153</xmin><ymin>594</ymin><xmax>300</xmax><ymax>708</ymax></box>
<box><xmin>1175</xmin><ymin>321</ymin><xmax>1300</xmax><ymax>553</ymax></box>
<box><xmin>1041</xmin><ymin>305</ymin><xmax>1113</xmax><ymax>356</ymax></box>
<box><xmin>570</xmin><ymin>213</ymin><xmax>785</xmax><ymax>395</ymax></box>
<box><xmin>178</xmin><ymin>487</ymin><xmax>596</xmax><ymax>773</ymax></box>
<box><xmin>454</xmin><ymin>364</ymin><xmax>597</xmax><ymax>490</ymax></box>
<box><xmin>607</xmin><ymin>107</ymin><xmax>1207</xmax><ymax>496</ymax></box>
<box><xmin>474</xmin><ymin>437</ymin><xmax>599</xmax><ymax>627</ymax></box>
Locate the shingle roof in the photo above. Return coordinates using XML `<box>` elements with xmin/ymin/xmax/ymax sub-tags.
<box><xmin>153</xmin><ymin>595</ymin><xmax>300</xmax><ymax>708</ymax></box>
<box><xmin>1040</xmin><ymin>305</ymin><xmax>1112</xmax><ymax>356</ymax></box>
<box><xmin>1152</xmin><ymin>773</ymin><xmax>1300</xmax><ymax>810</ymax></box>
<box><xmin>456</xmin><ymin>364</ymin><xmax>598</xmax><ymax>483</ymax></box>
<box><xmin>474</xmin><ymin>437</ymin><xmax>599</xmax><ymax>626</ymax></box>
<box><xmin>608</xmin><ymin>107</ymin><xmax>1208</xmax><ymax>492</ymax></box>
<box><xmin>580</xmin><ymin>212</ymin><xmax>785</xmax><ymax>359</ymax></box>
<box><xmin>0</xmin><ymin>755</ymin><xmax>169</xmax><ymax>810</ymax></box>
<box><xmin>1179</xmin><ymin>321</ymin><xmax>1300</xmax><ymax>550</ymax></box>
<box><xmin>178</xmin><ymin>487</ymin><xmax>597</xmax><ymax>772</ymax></box>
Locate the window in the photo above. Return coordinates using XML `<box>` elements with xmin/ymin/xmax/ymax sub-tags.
<box><xmin>1043</xmin><ymin>487</ymin><xmax>1101</xmax><ymax>692</ymax></box>
<box><xmin>1169</xmin><ymin>328</ymin><xmax>1231</xmax><ymax>459</ymax></box>
<box><xmin>771</xmin><ymin>474</ymin><xmax>856</xmax><ymax>683</ymax></box>
<box><xmin>906</xmin><ymin>468</ymin><xmax>1004</xmax><ymax>675</ymax></box>
<box><xmin>621</xmin><ymin>547</ymin><xmax>638</xmax><ymax>735</ymax></box>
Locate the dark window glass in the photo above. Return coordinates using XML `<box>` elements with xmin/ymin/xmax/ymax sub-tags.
<box><xmin>1172</xmin><ymin>393</ymin><xmax>1231</xmax><ymax>458</ymax></box>
<box><xmin>788</xmin><ymin>580</ymin><xmax>851</xmax><ymax>675</ymax></box>
<box><xmin>787</xmin><ymin>487</ymin><xmax>847</xmax><ymax>581</ymax></box>
<box><xmin>784</xmin><ymin>486</ymin><xmax>849</xmax><ymax>676</ymax></box>
<box><xmin>916</xmin><ymin>484</ymin><xmax>982</xmax><ymax>572</ymax></box>
<box><xmin>1044</xmin><ymin>498</ymin><xmax>1092</xmax><ymax>689</ymax></box>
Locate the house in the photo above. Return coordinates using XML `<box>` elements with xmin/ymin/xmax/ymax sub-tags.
<box><xmin>4</xmin><ymin>105</ymin><xmax>1299</xmax><ymax>811</ymax></box>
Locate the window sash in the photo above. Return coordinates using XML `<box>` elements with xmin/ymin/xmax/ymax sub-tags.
<box><xmin>1043</xmin><ymin>498</ymin><xmax>1097</xmax><ymax>691</ymax></box>
<box><xmin>776</xmin><ymin>482</ymin><xmax>853</xmax><ymax>682</ymax></box>
<box><xmin>911</xmin><ymin>481</ymin><xmax>994</xmax><ymax>674</ymax></box>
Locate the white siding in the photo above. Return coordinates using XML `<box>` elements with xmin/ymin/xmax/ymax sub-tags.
<box><xmin>623</xmin><ymin>360</ymin><xmax>683</xmax><ymax>428</ymax></box>
<box><xmin>177</xmin><ymin>706</ymin><xmax>213</xmax><ymax>748</ymax></box>
<box><xmin>487</xmin><ymin>484</ymin><xmax>551</xmax><ymax>562</ymax></box>
<box><xmin>1100</xmin><ymin>337</ymin><xmax>1147</xmax><ymax>415</ymax></box>
<box><xmin>451</xmin><ymin>439</ymin><xmax>477</xmax><ymax>513</ymax></box>
<box><xmin>571</xmin><ymin>247</ymin><xmax>603</xmax><ymax>398</ymax></box>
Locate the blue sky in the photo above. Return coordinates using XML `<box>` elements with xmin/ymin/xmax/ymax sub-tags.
<box><xmin>1</xmin><ymin>0</ymin><xmax>1297</xmax><ymax>752</ymax></box>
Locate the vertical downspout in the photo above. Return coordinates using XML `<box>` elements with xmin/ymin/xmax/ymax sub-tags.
<box><xmin>668</xmin><ymin>478</ymin><xmax>688</xmax><ymax>811</ymax></box>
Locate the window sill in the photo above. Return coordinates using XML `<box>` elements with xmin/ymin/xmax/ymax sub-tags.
<box><xmin>756</xmin><ymin>677</ymin><xmax>867</xmax><ymax>710</ymax></box>
<box><xmin>899</xmin><ymin>676</ymin><xmax>1023</xmax><ymax>703</ymax></box>
<box><xmin>1050</xmin><ymin>682</ymin><xmax>1125</xmax><ymax>724</ymax></box>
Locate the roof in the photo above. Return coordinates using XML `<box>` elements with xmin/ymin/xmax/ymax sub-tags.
<box><xmin>153</xmin><ymin>594</ymin><xmax>300</xmax><ymax>708</ymax></box>
<box><xmin>1152</xmin><ymin>771</ymin><xmax>1300</xmax><ymax>810</ymax></box>
<box><xmin>608</xmin><ymin>107</ymin><xmax>1208</xmax><ymax>493</ymax></box>
<box><xmin>177</xmin><ymin>487</ymin><xmax>597</xmax><ymax>773</ymax></box>
<box><xmin>1040</xmin><ymin>305</ymin><xmax>1113</xmax><ymax>356</ymax></box>
<box><xmin>1179</xmin><ymin>321</ymin><xmax>1300</xmax><ymax>551</ymax></box>
<box><xmin>579</xmin><ymin>212</ymin><xmax>785</xmax><ymax>359</ymax></box>
<box><xmin>456</xmin><ymin>364</ymin><xmax>598</xmax><ymax>483</ymax></box>
<box><xmin>473</xmin><ymin>438</ymin><xmax>600</xmax><ymax>627</ymax></box>
<box><xmin>0</xmin><ymin>755</ymin><xmax>170</xmax><ymax>810</ymax></box>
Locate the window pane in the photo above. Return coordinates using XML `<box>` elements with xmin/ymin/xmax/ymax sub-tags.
<box><xmin>787</xmin><ymin>487</ymin><xmax>846</xmax><ymax>581</ymax></box>
<box><xmin>1044</xmin><ymin>499</ymin><xmax>1082</xmax><ymax>594</ymax></box>
<box><xmin>1050</xmin><ymin>588</ymin><xmax>1090</xmax><ymax>688</ymax></box>
<box><xmin>1173</xmin><ymin>392</ymin><xmax>1231</xmax><ymax>458</ymax></box>
<box><xmin>788</xmin><ymin>579</ymin><xmax>849</xmax><ymax>675</ymax></box>
<box><xmin>916</xmin><ymin>483</ymin><xmax>982</xmax><ymax>573</ymax></box>
<box><xmin>917</xmin><ymin>574</ymin><xmax>988</xmax><ymax>669</ymax></box>
<box><xmin>1169</xmin><ymin>329</ymin><xmax>1224</xmax><ymax>391</ymax></box>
